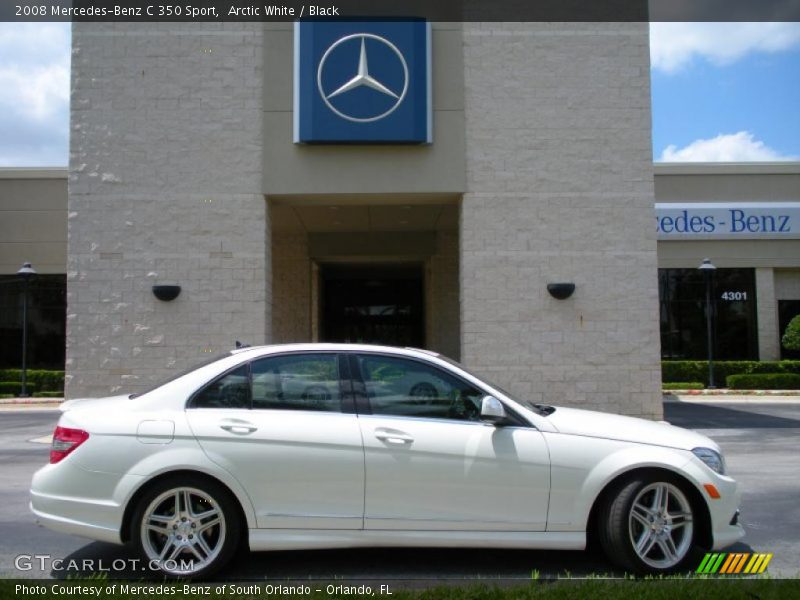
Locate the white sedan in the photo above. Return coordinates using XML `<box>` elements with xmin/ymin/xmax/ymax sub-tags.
<box><xmin>30</xmin><ymin>344</ymin><xmax>743</xmax><ymax>577</ymax></box>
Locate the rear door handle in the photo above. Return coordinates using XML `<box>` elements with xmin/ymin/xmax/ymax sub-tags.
<box><xmin>219</xmin><ymin>421</ymin><xmax>258</xmax><ymax>435</ymax></box>
<box><xmin>374</xmin><ymin>428</ymin><xmax>414</xmax><ymax>445</ymax></box>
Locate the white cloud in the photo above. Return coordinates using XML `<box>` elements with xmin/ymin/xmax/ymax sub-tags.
<box><xmin>0</xmin><ymin>23</ymin><xmax>71</xmax><ymax>166</ymax></box>
<box><xmin>659</xmin><ymin>131</ymin><xmax>798</xmax><ymax>162</ymax></box>
<box><xmin>650</xmin><ymin>22</ymin><xmax>800</xmax><ymax>73</ymax></box>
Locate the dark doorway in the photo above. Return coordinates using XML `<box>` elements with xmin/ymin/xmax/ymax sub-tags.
<box><xmin>321</xmin><ymin>264</ymin><xmax>424</xmax><ymax>348</ymax></box>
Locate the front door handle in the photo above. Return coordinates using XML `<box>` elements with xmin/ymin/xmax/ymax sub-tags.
<box><xmin>220</xmin><ymin>420</ymin><xmax>258</xmax><ymax>435</ymax></box>
<box><xmin>374</xmin><ymin>428</ymin><xmax>414</xmax><ymax>445</ymax></box>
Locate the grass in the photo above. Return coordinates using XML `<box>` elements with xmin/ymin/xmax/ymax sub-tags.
<box><xmin>1</xmin><ymin>576</ymin><xmax>796</xmax><ymax>600</ymax></box>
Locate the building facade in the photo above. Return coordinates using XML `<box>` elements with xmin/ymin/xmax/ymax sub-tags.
<box><xmin>1</xmin><ymin>23</ymin><xmax>793</xmax><ymax>418</ymax></box>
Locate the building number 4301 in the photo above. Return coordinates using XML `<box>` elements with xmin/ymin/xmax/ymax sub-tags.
<box><xmin>721</xmin><ymin>291</ymin><xmax>748</xmax><ymax>301</ymax></box>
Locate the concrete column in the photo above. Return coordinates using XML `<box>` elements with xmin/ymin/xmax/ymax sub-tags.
<box><xmin>756</xmin><ymin>267</ymin><xmax>780</xmax><ymax>360</ymax></box>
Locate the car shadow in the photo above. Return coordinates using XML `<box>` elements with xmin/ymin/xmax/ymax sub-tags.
<box><xmin>663</xmin><ymin>402</ymin><xmax>800</xmax><ymax>429</ymax></box>
<box><xmin>51</xmin><ymin>542</ymin><xmax>759</xmax><ymax>582</ymax></box>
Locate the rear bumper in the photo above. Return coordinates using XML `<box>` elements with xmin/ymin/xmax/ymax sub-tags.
<box><xmin>30</xmin><ymin>460</ymin><xmax>142</xmax><ymax>545</ymax></box>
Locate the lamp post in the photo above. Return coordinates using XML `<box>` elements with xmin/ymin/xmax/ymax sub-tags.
<box><xmin>698</xmin><ymin>258</ymin><xmax>716</xmax><ymax>389</ymax></box>
<box><xmin>17</xmin><ymin>262</ymin><xmax>37</xmax><ymax>397</ymax></box>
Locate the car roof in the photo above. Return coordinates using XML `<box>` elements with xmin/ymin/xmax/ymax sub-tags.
<box><xmin>231</xmin><ymin>343</ymin><xmax>441</xmax><ymax>358</ymax></box>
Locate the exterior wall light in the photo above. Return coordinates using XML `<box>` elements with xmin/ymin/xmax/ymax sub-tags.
<box><xmin>547</xmin><ymin>283</ymin><xmax>575</xmax><ymax>300</ymax></box>
<box><xmin>152</xmin><ymin>285</ymin><xmax>182</xmax><ymax>302</ymax></box>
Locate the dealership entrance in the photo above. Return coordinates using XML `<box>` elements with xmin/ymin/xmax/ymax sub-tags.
<box><xmin>269</xmin><ymin>195</ymin><xmax>461</xmax><ymax>359</ymax></box>
<box><xmin>320</xmin><ymin>263</ymin><xmax>425</xmax><ymax>347</ymax></box>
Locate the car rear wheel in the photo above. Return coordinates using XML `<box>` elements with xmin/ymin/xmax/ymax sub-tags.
<box><xmin>131</xmin><ymin>475</ymin><xmax>241</xmax><ymax>578</ymax></box>
<box><xmin>599</xmin><ymin>475</ymin><xmax>696</xmax><ymax>574</ymax></box>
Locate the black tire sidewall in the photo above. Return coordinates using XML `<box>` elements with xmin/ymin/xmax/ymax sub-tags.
<box><xmin>600</xmin><ymin>475</ymin><xmax>697</xmax><ymax>575</ymax></box>
<box><xmin>131</xmin><ymin>474</ymin><xmax>241</xmax><ymax>579</ymax></box>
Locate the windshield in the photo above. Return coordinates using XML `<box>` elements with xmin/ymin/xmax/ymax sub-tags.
<box><xmin>436</xmin><ymin>354</ymin><xmax>556</xmax><ymax>416</ymax></box>
<box><xmin>129</xmin><ymin>352</ymin><xmax>233</xmax><ymax>399</ymax></box>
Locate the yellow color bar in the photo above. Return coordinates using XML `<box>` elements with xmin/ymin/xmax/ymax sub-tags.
<box><xmin>743</xmin><ymin>554</ymin><xmax>760</xmax><ymax>573</ymax></box>
<box><xmin>758</xmin><ymin>553</ymin><xmax>773</xmax><ymax>573</ymax></box>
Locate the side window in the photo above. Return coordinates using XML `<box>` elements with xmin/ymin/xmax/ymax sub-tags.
<box><xmin>192</xmin><ymin>365</ymin><xmax>250</xmax><ymax>409</ymax></box>
<box><xmin>357</xmin><ymin>355</ymin><xmax>484</xmax><ymax>422</ymax></box>
<box><xmin>251</xmin><ymin>354</ymin><xmax>342</xmax><ymax>412</ymax></box>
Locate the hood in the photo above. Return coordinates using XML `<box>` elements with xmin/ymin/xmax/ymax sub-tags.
<box><xmin>60</xmin><ymin>394</ymin><xmax>132</xmax><ymax>413</ymax></box>
<box><xmin>545</xmin><ymin>406</ymin><xmax>719</xmax><ymax>452</ymax></box>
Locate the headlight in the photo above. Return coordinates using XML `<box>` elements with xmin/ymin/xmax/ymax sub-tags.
<box><xmin>692</xmin><ymin>447</ymin><xmax>726</xmax><ymax>475</ymax></box>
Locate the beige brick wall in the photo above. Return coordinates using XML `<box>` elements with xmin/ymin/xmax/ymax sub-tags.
<box><xmin>67</xmin><ymin>24</ymin><xmax>268</xmax><ymax>398</ymax></box>
<box><xmin>460</xmin><ymin>23</ymin><xmax>662</xmax><ymax>418</ymax></box>
<box><xmin>272</xmin><ymin>232</ymin><xmax>311</xmax><ymax>342</ymax></box>
<box><xmin>427</xmin><ymin>230</ymin><xmax>461</xmax><ymax>359</ymax></box>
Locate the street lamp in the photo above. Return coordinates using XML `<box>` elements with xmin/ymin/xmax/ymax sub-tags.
<box><xmin>17</xmin><ymin>262</ymin><xmax>37</xmax><ymax>397</ymax></box>
<box><xmin>698</xmin><ymin>258</ymin><xmax>717</xmax><ymax>389</ymax></box>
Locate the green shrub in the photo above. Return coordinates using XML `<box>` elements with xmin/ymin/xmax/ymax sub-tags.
<box><xmin>662</xmin><ymin>382</ymin><xmax>704</xmax><ymax>390</ymax></box>
<box><xmin>662</xmin><ymin>360</ymin><xmax>800</xmax><ymax>387</ymax></box>
<box><xmin>32</xmin><ymin>391</ymin><xmax>64</xmax><ymax>398</ymax></box>
<box><xmin>727</xmin><ymin>373</ymin><xmax>800</xmax><ymax>390</ymax></box>
<box><xmin>0</xmin><ymin>381</ymin><xmax>37</xmax><ymax>394</ymax></box>
<box><xmin>783</xmin><ymin>315</ymin><xmax>800</xmax><ymax>351</ymax></box>
<box><xmin>0</xmin><ymin>369</ymin><xmax>64</xmax><ymax>392</ymax></box>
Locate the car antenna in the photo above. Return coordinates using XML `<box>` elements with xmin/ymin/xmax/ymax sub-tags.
<box><xmin>235</xmin><ymin>340</ymin><xmax>251</xmax><ymax>349</ymax></box>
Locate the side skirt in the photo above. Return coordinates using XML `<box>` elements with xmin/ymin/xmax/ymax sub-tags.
<box><xmin>248</xmin><ymin>529</ymin><xmax>586</xmax><ymax>552</ymax></box>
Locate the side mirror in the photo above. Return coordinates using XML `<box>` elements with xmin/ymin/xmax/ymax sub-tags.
<box><xmin>480</xmin><ymin>395</ymin><xmax>507</xmax><ymax>425</ymax></box>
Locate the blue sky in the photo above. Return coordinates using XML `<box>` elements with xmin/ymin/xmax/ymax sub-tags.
<box><xmin>0</xmin><ymin>22</ymin><xmax>799</xmax><ymax>166</ymax></box>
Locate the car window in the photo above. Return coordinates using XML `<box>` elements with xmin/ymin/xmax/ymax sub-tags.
<box><xmin>357</xmin><ymin>354</ymin><xmax>484</xmax><ymax>422</ymax></box>
<box><xmin>251</xmin><ymin>353</ymin><xmax>342</xmax><ymax>412</ymax></box>
<box><xmin>191</xmin><ymin>365</ymin><xmax>250</xmax><ymax>409</ymax></box>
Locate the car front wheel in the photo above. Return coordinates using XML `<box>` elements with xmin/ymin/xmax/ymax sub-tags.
<box><xmin>599</xmin><ymin>476</ymin><xmax>696</xmax><ymax>574</ymax></box>
<box><xmin>131</xmin><ymin>475</ymin><xmax>241</xmax><ymax>578</ymax></box>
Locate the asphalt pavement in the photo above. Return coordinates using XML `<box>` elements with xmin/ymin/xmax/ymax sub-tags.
<box><xmin>0</xmin><ymin>400</ymin><xmax>797</xmax><ymax>581</ymax></box>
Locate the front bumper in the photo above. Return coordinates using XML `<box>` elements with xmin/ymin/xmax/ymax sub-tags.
<box><xmin>704</xmin><ymin>471</ymin><xmax>745</xmax><ymax>550</ymax></box>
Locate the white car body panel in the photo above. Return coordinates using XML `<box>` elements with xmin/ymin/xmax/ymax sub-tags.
<box><xmin>30</xmin><ymin>343</ymin><xmax>744</xmax><ymax>563</ymax></box>
<box><xmin>186</xmin><ymin>408</ymin><xmax>364</xmax><ymax>529</ymax></box>
<box><xmin>359</xmin><ymin>414</ymin><xmax>550</xmax><ymax>530</ymax></box>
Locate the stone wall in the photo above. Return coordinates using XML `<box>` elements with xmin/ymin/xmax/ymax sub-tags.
<box><xmin>460</xmin><ymin>23</ymin><xmax>662</xmax><ymax>418</ymax></box>
<box><xmin>67</xmin><ymin>23</ymin><xmax>267</xmax><ymax>398</ymax></box>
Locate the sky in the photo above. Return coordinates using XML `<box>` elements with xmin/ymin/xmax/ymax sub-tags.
<box><xmin>0</xmin><ymin>22</ymin><xmax>798</xmax><ymax>166</ymax></box>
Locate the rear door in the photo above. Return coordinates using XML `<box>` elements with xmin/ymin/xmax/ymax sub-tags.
<box><xmin>186</xmin><ymin>352</ymin><xmax>365</xmax><ymax>530</ymax></box>
<box><xmin>351</xmin><ymin>352</ymin><xmax>551</xmax><ymax>531</ymax></box>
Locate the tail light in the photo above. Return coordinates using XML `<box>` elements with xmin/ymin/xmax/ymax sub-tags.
<box><xmin>50</xmin><ymin>426</ymin><xmax>89</xmax><ymax>464</ymax></box>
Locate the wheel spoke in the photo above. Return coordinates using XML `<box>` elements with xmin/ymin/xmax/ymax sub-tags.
<box><xmin>193</xmin><ymin>507</ymin><xmax>219</xmax><ymax>521</ymax></box>
<box><xmin>167</xmin><ymin>544</ymin><xmax>184</xmax><ymax>561</ymax></box>
<box><xmin>631</xmin><ymin>502</ymin><xmax>652</xmax><ymax>527</ymax></box>
<box><xmin>182</xmin><ymin>490</ymin><xmax>193</xmax><ymax>517</ymax></box>
<box><xmin>187</xmin><ymin>543</ymin><xmax>204</xmax><ymax>561</ymax></box>
<box><xmin>173</xmin><ymin>491</ymin><xmax>181</xmax><ymax>516</ymax></box>
<box><xmin>657</xmin><ymin>535</ymin><xmax>679</xmax><ymax>563</ymax></box>
<box><xmin>146</xmin><ymin>523</ymin><xmax>170</xmax><ymax>536</ymax></box>
<box><xmin>148</xmin><ymin>513</ymin><xmax>173</xmax><ymax>525</ymax></box>
<box><xmin>197</xmin><ymin>516</ymin><xmax>221</xmax><ymax>533</ymax></box>
<box><xmin>196</xmin><ymin>534</ymin><xmax>214</xmax><ymax>559</ymax></box>
<box><xmin>668</xmin><ymin>511</ymin><xmax>692</xmax><ymax>529</ymax></box>
<box><xmin>636</xmin><ymin>530</ymin><xmax>658</xmax><ymax>557</ymax></box>
<box><xmin>650</xmin><ymin>485</ymin><xmax>663</xmax><ymax>512</ymax></box>
<box><xmin>158</xmin><ymin>539</ymin><xmax>174</xmax><ymax>561</ymax></box>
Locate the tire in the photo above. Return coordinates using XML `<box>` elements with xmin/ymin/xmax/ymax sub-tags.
<box><xmin>598</xmin><ymin>475</ymin><xmax>697</xmax><ymax>574</ymax></box>
<box><xmin>131</xmin><ymin>474</ymin><xmax>241</xmax><ymax>578</ymax></box>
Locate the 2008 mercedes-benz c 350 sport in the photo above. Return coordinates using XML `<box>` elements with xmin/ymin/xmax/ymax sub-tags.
<box><xmin>31</xmin><ymin>344</ymin><xmax>743</xmax><ymax>577</ymax></box>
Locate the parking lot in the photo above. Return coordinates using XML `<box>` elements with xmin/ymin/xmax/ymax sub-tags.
<box><xmin>1</xmin><ymin>399</ymin><xmax>798</xmax><ymax>581</ymax></box>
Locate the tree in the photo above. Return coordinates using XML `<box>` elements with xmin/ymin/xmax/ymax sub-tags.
<box><xmin>782</xmin><ymin>314</ymin><xmax>800</xmax><ymax>351</ymax></box>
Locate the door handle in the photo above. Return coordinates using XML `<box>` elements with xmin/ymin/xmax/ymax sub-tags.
<box><xmin>219</xmin><ymin>421</ymin><xmax>258</xmax><ymax>435</ymax></box>
<box><xmin>374</xmin><ymin>428</ymin><xmax>414</xmax><ymax>445</ymax></box>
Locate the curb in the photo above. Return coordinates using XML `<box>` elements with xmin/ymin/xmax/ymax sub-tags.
<box><xmin>0</xmin><ymin>398</ymin><xmax>63</xmax><ymax>405</ymax></box>
<box><xmin>663</xmin><ymin>389</ymin><xmax>800</xmax><ymax>396</ymax></box>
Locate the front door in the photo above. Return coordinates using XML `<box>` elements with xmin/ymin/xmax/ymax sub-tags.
<box><xmin>351</xmin><ymin>352</ymin><xmax>551</xmax><ymax>531</ymax></box>
<box><xmin>321</xmin><ymin>264</ymin><xmax>424</xmax><ymax>347</ymax></box>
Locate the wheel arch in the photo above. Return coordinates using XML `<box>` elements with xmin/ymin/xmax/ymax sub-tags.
<box><xmin>585</xmin><ymin>466</ymin><xmax>712</xmax><ymax>551</ymax></box>
<box><xmin>119</xmin><ymin>469</ymin><xmax>250</xmax><ymax>546</ymax></box>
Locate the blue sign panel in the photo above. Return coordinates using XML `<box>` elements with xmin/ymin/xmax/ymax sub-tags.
<box><xmin>294</xmin><ymin>20</ymin><xmax>432</xmax><ymax>144</ymax></box>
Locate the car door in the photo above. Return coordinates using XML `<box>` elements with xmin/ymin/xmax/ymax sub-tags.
<box><xmin>352</xmin><ymin>352</ymin><xmax>551</xmax><ymax>531</ymax></box>
<box><xmin>186</xmin><ymin>352</ymin><xmax>365</xmax><ymax>530</ymax></box>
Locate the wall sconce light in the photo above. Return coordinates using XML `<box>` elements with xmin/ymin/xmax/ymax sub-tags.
<box><xmin>547</xmin><ymin>282</ymin><xmax>575</xmax><ymax>300</ymax></box>
<box><xmin>152</xmin><ymin>285</ymin><xmax>181</xmax><ymax>302</ymax></box>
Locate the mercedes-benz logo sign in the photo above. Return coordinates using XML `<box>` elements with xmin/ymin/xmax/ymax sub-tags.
<box><xmin>317</xmin><ymin>33</ymin><xmax>409</xmax><ymax>123</ymax></box>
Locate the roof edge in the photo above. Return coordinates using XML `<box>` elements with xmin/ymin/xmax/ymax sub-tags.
<box><xmin>654</xmin><ymin>162</ymin><xmax>800</xmax><ymax>176</ymax></box>
<box><xmin>0</xmin><ymin>167</ymin><xmax>68</xmax><ymax>179</ymax></box>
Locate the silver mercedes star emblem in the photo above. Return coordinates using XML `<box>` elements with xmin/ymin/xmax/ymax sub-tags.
<box><xmin>317</xmin><ymin>33</ymin><xmax>409</xmax><ymax>123</ymax></box>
